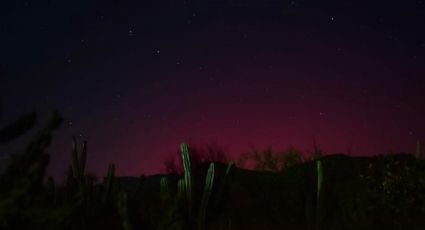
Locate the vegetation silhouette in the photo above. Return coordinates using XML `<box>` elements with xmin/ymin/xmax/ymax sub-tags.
<box><xmin>0</xmin><ymin>110</ymin><xmax>425</xmax><ymax>230</ymax></box>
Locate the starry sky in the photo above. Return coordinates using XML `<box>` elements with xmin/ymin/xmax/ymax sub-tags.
<box><xmin>1</xmin><ymin>0</ymin><xmax>425</xmax><ymax>177</ymax></box>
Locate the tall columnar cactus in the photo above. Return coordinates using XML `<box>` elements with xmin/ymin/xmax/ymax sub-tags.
<box><xmin>160</xmin><ymin>177</ymin><xmax>169</xmax><ymax>201</ymax></box>
<box><xmin>71</xmin><ymin>137</ymin><xmax>87</xmax><ymax>187</ymax></box>
<box><xmin>416</xmin><ymin>140</ymin><xmax>422</xmax><ymax>160</ymax></box>
<box><xmin>198</xmin><ymin>163</ymin><xmax>215</xmax><ymax>230</ymax></box>
<box><xmin>102</xmin><ymin>163</ymin><xmax>116</xmax><ymax>203</ymax></box>
<box><xmin>313</xmin><ymin>144</ymin><xmax>322</xmax><ymax>160</ymax></box>
<box><xmin>180</xmin><ymin>143</ymin><xmax>192</xmax><ymax>215</ymax></box>
<box><xmin>80</xmin><ymin>141</ymin><xmax>87</xmax><ymax>176</ymax></box>
<box><xmin>117</xmin><ymin>191</ymin><xmax>133</xmax><ymax>230</ymax></box>
<box><xmin>177</xmin><ymin>178</ymin><xmax>185</xmax><ymax>196</ymax></box>
<box><xmin>213</xmin><ymin>161</ymin><xmax>234</xmax><ymax>209</ymax></box>
<box><xmin>316</xmin><ymin>159</ymin><xmax>323</xmax><ymax>230</ymax></box>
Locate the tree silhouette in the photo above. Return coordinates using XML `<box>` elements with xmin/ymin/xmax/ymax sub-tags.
<box><xmin>238</xmin><ymin>146</ymin><xmax>303</xmax><ymax>172</ymax></box>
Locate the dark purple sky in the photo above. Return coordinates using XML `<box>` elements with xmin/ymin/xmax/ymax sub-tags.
<box><xmin>1</xmin><ymin>0</ymin><xmax>425</xmax><ymax>177</ymax></box>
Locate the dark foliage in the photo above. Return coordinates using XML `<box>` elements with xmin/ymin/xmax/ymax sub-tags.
<box><xmin>1</xmin><ymin>110</ymin><xmax>425</xmax><ymax>230</ymax></box>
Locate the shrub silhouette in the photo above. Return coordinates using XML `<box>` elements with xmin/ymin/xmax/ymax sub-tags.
<box><xmin>238</xmin><ymin>146</ymin><xmax>303</xmax><ymax>171</ymax></box>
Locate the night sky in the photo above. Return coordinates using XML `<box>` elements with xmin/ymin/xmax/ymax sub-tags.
<box><xmin>1</xmin><ymin>0</ymin><xmax>425</xmax><ymax>178</ymax></box>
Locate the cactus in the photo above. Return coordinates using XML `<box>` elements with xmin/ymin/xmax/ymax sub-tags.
<box><xmin>416</xmin><ymin>140</ymin><xmax>422</xmax><ymax>160</ymax></box>
<box><xmin>160</xmin><ymin>177</ymin><xmax>169</xmax><ymax>201</ymax></box>
<box><xmin>180</xmin><ymin>143</ymin><xmax>192</xmax><ymax>216</ymax></box>
<box><xmin>177</xmin><ymin>178</ymin><xmax>185</xmax><ymax>196</ymax></box>
<box><xmin>71</xmin><ymin>137</ymin><xmax>87</xmax><ymax>187</ymax></box>
<box><xmin>102</xmin><ymin>163</ymin><xmax>116</xmax><ymax>203</ymax></box>
<box><xmin>316</xmin><ymin>159</ymin><xmax>323</xmax><ymax>230</ymax></box>
<box><xmin>71</xmin><ymin>138</ymin><xmax>79</xmax><ymax>179</ymax></box>
<box><xmin>225</xmin><ymin>162</ymin><xmax>233</xmax><ymax>174</ymax></box>
<box><xmin>313</xmin><ymin>143</ymin><xmax>322</xmax><ymax>160</ymax></box>
<box><xmin>80</xmin><ymin>141</ymin><xmax>87</xmax><ymax>177</ymax></box>
<box><xmin>213</xmin><ymin>161</ymin><xmax>234</xmax><ymax>209</ymax></box>
<box><xmin>198</xmin><ymin>163</ymin><xmax>215</xmax><ymax>230</ymax></box>
<box><xmin>117</xmin><ymin>191</ymin><xmax>133</xmax><ymax>230</ymax></box>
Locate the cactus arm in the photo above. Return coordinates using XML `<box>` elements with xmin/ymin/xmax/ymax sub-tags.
<box><xmin>316</xmin><ymin>160</ymin><xmax>323</xmax><ymax>202</ymax></box>
<box><xmin>71</xmin><ymin>138</ymin><xmax>88</xmax><ymax>198</ymax></box>
<box><xmin>103</xmin><ymin>163</ymin><xmax>115</xmax><ymax>203</ymax></box>
<box><xmin>177</xmin><ymin>178</ymin><xmax>185</xmax><ymax>196</ymax></box>
<box><xmin>79</xmin><ymin>140</ymin><xmax>87</xmax><ymax>179</ymax></box>
<box><xmin>198</xmin><ymin>163</ymin><xmax>215</xmax><ymax>230</ymax></box>
<box><xmin>213</xmin><ymin>161</ymin><xmax>234</xmax><ymax>209</ymax></box>
<box><xmin>160</xmin><ymin>177</ymin><xmax>169</xmax><ymax>201</ymax></box>
<box><xmin>181</xmin><ymin>143</ymin><xmax>192</xmax><ymax>215</ymax></box>
<box><xmin>71</xmin><ymin>137</ymin><xmax>80</xmax><ymax>180</ymax></box>
<box><xmin>316</xmin><ymin>159</ymin><xmax>323</xmax><ymax>230</ymax></box>
<box><xmin>117</xmin><ymin>191</ymin><xmax>133</xmax><ymax>230</ymax></box>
